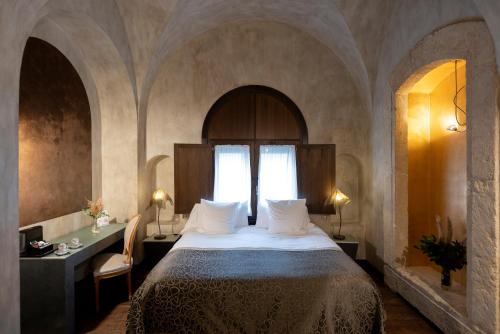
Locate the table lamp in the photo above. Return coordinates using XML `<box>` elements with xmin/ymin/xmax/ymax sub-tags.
<box><xmin>332</xmin><ymin>189</ymin><xmax>351</xmax><ymax>240</ymax></box>
<box><xmin>151</xmin><ymin>189</ymin><xmax>173</xmax><ymax>240</ymax></box>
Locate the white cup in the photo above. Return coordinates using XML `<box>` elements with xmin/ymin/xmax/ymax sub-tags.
<box><xmin>71</xmin><ymin>238</ymin><xmax>80</xmax><ymax>246</ymax></box>
<box><xmin>58</xmin><ymin>243</ymin><xmax>68</xmax><ymax>252</ymax></box>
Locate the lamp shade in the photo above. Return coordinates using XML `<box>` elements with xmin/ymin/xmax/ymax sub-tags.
<box><xmin>151</xmin><ymin>189</ymin><xmax>173</xmax><ymax>209</ymax></box>
<box><xmin>152</xmin><ymin>189</ymin><xmax>166</xmax><ymax>202</ymax></box>
<box><xmin>333</xmin><ymin>189</ymin><xmax>351</xmax><ymax>207</ymax></box>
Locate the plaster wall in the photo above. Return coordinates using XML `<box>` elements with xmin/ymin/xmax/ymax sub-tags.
<box><xmin>146</xmin><ymin>21</ymin><xmax>371</xmax><ymax>257</ymax></box>
<box><xmin>0</xmin><ymin>2</ymin><xmax>48</xmax><ymax>333</ymax></box>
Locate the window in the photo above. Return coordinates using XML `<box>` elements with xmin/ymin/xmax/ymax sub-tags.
<box><xmin>213</xmin><ymin>145</ymin><xmax>252</xmax><ymax>214</ymax></box>
<box><xmin>258</xmin><ymin>145</ymin><xmax>298</xmax><ymax>205</ymax></box>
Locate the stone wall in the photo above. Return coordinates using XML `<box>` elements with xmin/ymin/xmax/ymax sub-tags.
<box><xmin>387</xmin><ymin>22</ymin><xmax>498</xmax><ymax>333</ymax></box>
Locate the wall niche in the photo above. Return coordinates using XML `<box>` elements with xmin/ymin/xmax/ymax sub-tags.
<box><xmin>406</xmin><ymin>60</ymin><xmax>467</xmax><ymax>287</ymax></box>
<box><xmin>19</xmin><ymin>37</ymin><xmax>91</xmax><ymax>227</ymax></box>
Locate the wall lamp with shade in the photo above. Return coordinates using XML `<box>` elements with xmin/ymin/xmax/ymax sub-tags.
<box><xmin>332</xmin><ymin>189</ymin><xmax>351</xmax><ymax>240</ymax></box>
<box><xmin>151</xmin><ymin>189</ymin><xmax>174</xmax><ymax>240</ymax></box>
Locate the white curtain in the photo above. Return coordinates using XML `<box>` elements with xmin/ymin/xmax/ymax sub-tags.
<box><xmin>214</xmin><ymin>145</ymin><xmax>252</xmax><ymax>214</ymax></box>
<box><xmin>258</xmin><ymin>145</ymin><xmax>298</xmax><ymax>204</ymax></box>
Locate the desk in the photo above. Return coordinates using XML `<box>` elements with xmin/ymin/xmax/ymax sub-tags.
<box><xmin>20</xmin><ymin>223</ymin><xmax>126</xmax><ymax>334</ymax></box>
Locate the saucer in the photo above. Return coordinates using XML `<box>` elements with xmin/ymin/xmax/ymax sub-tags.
<box><xmin>68</xmin><ymin>243</ymin><xmax>83</xmax><ymax>249</ymax></box>
<box><xmin>54</xmin><ymin>249</ymin><xmax>70</xmax><ymax>256</ymax></box>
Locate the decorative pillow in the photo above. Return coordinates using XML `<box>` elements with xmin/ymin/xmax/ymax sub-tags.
<box><xmin>180</xmin><ymin>203</ymin><xmax>201</xmax><ymax>234</ymax></box>
<box><xmin>266</xmin><ymin>199</ymin><xmax>309</xmax><ymax>234</ymax></box>
<box><xmin>199</xmin><ymin>199</ymin><xmax>239</xmax><ymax>234</ymax></box>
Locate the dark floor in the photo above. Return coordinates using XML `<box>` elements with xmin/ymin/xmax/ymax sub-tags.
<box><xmin>76</xmin><ymin>261</ymin><xmax>442</xmax><ymax>333</ymax></box>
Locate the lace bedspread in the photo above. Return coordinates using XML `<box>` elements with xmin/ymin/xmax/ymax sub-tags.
<box><xmin>127</xmin><ymin>249</ymin><xmax>385</xmax><ymax>333</ymax></box>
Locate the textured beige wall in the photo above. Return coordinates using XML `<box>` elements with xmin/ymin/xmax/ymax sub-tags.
<box><xmin>146</xmin><ymin>21</ymin><xmax>371</xmax><ymax>256</ymax></box>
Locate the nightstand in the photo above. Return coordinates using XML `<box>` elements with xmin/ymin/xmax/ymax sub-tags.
<box><xmin>332</xmin><ymin>235</ymin><xmax>359</xmax><ymax>260</ymax></box>
<box><xmin>143</xmin><ymin>234</ymin><xmax>180</xmax><ymax>265</ymax></box>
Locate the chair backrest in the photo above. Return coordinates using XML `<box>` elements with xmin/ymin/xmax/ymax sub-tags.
<box><xmin>123</xmin><ymin>214</ymin><xmax>141</xmax><ymax>264</ymax></box>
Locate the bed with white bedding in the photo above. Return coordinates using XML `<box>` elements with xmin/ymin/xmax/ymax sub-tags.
<box><xmin>126</xmin><ymin>224</ymin><xmax>384</xmax><ymax>333</ymax></box>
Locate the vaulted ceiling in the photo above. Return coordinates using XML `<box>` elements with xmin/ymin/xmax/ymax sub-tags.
<box><xmin>25</xmin><ymin>0</ymin><xmax>499</xmax><ymax>118</ymax></box>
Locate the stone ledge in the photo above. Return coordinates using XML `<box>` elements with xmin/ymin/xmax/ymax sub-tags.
<box><xmin>385</xmin><ymin>265</ymin><xmax>481</xmax><ymax>334</ymax></box>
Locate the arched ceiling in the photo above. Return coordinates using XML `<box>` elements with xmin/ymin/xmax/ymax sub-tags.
<box><xmin>20</xmin><ymin>0</ymin><xmax>500</xmax><ymax>120</ymax></box>
<box><xmin>137</xmin><ymin>0</ymin><xmax>375</xmax><ymax>113</ymax></box>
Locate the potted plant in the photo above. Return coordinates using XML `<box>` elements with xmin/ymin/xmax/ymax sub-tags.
<box><xmin>415</xmin><ymin>215</ymin><xmax>466</xmax><ymax>289</ymax></box>
<box><xmin>83</xmin><ymin>198</ymin><xmax>109</xmax><ymax>234</ymax></box>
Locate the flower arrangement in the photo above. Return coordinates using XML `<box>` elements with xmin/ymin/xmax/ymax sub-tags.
<box><xmin>83</xmin><ymin>198</ymin><xmax>109</xmax><ymax>233</ymax></box>
<box><xmin>415</xmin><ymin>215</ymin><xmax>466</xmax><ymax>289</ymax></box>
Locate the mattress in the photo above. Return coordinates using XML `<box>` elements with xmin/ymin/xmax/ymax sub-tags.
<box><xmin>127</xmin><ymin>225</ymin><xmax>384</xmax><ymax>333</ymax></box>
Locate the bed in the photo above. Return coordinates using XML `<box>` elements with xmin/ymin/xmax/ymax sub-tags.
<box><xmin>126</xmin><ymin>224</ymin><xmax>385</xmax><ymax>333</ymax></box>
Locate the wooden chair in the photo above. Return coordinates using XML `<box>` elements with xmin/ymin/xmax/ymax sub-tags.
<box><xmin>92</xmin><ymin>214</ymin><xmax>141</xmax><ymax>312</ymax></box>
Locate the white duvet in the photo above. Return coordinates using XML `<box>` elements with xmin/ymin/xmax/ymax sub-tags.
<box><xmin>171</xmin><ymin>224</ymin><xmax>342</xmax><ymax>252</ymax></box>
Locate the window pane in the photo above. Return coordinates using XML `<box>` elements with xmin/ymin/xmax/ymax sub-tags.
<box><xmin>258</xmin><ymin>145</ymin><xmax>298</xmax><ymax>205</ymax></box>
<box><xmin>213</xmin><ymin>145</ymin><xmax>252</xmax><ymax>214</ymax></box>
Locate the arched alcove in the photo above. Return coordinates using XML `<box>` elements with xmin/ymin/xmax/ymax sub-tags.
<box><xmin>387</xmin><ymin>21</ymin><xmax>498</xmax><ymax>333</ymax></box>
<box><xmin>19</xmin><ymin>37</ymin><xmax>92</xmax><ymax>227</ymax></box>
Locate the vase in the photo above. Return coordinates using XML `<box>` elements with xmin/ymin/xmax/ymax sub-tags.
<box><xmin>441</xmin><ymin>268</ymin><xmax>451</xmax><ymax>290</ymax></box>
<box><xmin>91</xmin><ymin>218</ymin><xmax>100</xmax><ymax>234</ymax></box>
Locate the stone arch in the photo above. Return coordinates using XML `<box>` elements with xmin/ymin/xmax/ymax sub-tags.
<box><xmin>28</xmin><ymin>9</ymin><xmax>139</xmax><ymax>224</ymax></box>
<box><xmin>388</xmin><ymin>21</ymin><xmax>498</xmax><ymax>333</ymax></box>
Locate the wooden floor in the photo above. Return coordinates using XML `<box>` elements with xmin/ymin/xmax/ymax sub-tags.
<box><xmin>76</xmin><ymin>262</ymin><xmax>442</xmax><ymax>333</ymax></box>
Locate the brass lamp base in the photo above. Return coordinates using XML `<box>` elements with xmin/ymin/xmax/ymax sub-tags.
<box><xmin>154</xmin><ymin>234</ymin><xmax>167</xmax><ymax>240</ymax></box>
<box><xmin>333</xmin><ymin>234</ymin><xmax>346</xmax><ymax>240</ymax></box>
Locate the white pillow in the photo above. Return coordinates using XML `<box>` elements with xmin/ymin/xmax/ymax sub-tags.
<box><xmin>266</xmin><ymin>199</ymin><xmax>309</xmax><ymax>235</ymax></box>
<box><xmin>199</xmin><ymin>199</ymin><xmax>239</xmax><ymax>234</ymax></box>
<box><xmin>256</xmin><ymin>199</ymin><xmax>307</xmax><ymax>229</ymax></box>
<box><xmin>180</xmin><ymin>203</ymin><xmax>201</xmax><ymax>234</ymax></box>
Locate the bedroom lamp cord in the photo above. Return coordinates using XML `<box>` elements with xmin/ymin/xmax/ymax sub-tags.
<box><xmin>453</xmin><ymin>60</ymin><xmax>466</xmax><ymax>128</ymax></box>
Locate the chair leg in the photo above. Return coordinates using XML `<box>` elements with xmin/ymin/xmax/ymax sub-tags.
<box><xmin>94</xmin><ymin>277</ymin><xmax>100</xmax><ymax>313</ymax></box>
<box><xmin>127</xmin><ymin>271</ymin><xmax>132</xmax><ymax>300</ymax></box>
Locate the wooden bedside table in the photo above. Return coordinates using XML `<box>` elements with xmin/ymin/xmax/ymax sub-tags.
<box><xmin>143</xmin><ymin>234</ymin><xmax>180</xmax><ymax>265</ymax></box>
<box><xmin>332</xmin><ymin>235</ymin><xmax>359</xmax><ymax>260</ymax></box>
